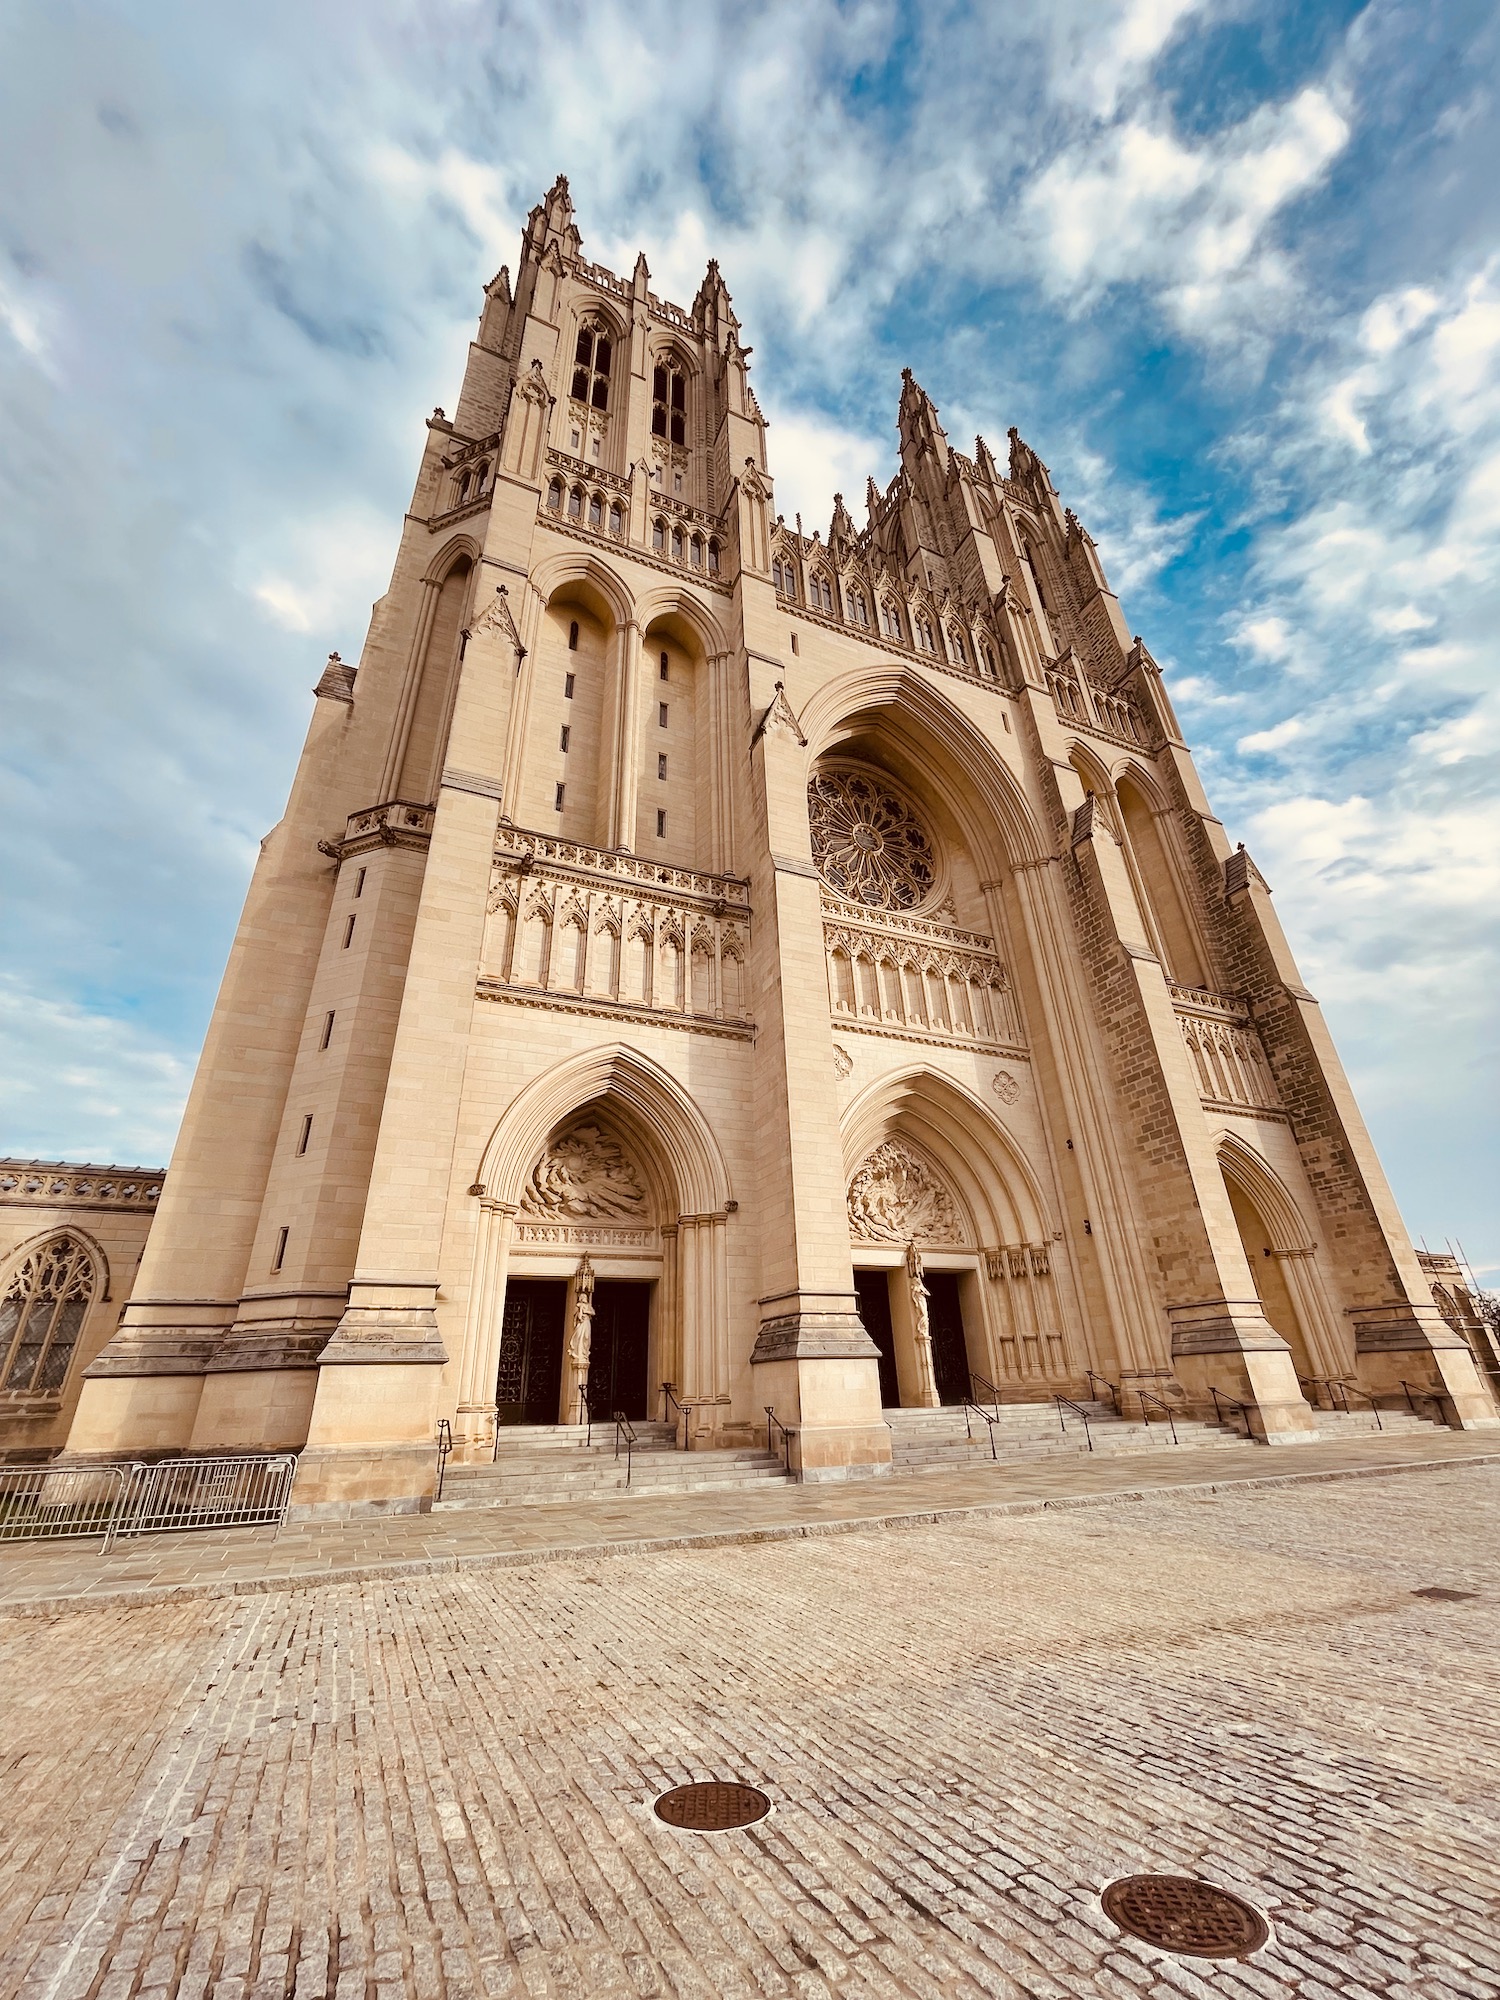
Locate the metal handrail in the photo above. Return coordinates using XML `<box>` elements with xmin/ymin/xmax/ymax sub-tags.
<box><xmin>1299</xmin><ymin>1375</ymin><xmax>1384</xmax><ymax>1430</ymax></box>
<box><xmin>660</xmin><ymin>1381</ymin><xmax>693</xmax><ymax>1446</ymax></box>
<box><xmin>961</xmin><ymin>1400</ymin><xmax>999</xmax><ymax>1460</ymax></box>
<box><xmin>1402</xmin><ymin>1380</ymin><xmax>1451</xmax><ymax>1427</ymax></box>
<box><xmin>970</xmin><ymin>1369</ymin><xmax>1005</xmax><ymax>1419</ymax></box>
<box><xmin>1134</xmin><ymin>1388</ymin><xmax>1178</xmax><ymax>1444</ymax></box>
<box><xmin>1209</xmin><ymin>1386</ymin><xmax>1255</xmax><ymax>1438</ymax></box>
<box><xmin>765</xmin><ymin>1406</ymin><xmax>796</xmax><ymax>1473</ymax></box>
<box><xmin>435</xmin><ymin>1418</ymin><xmax>453</xmax><ymax>1501</ymax></box>
<box><xmin>1053</xmin><ymin>1394</ymin><xmax>1094</xmax><ymax>1452</ymax></box>
<box><xmin>1084</xmin><ymin>1369</ymin><xmax>1120</xmax><ymax>1412</ymax></box>
<box><xmin>613</xmin><ymin>1411</ymin><xmax>637</xmax><ymax>1485</ymax></box>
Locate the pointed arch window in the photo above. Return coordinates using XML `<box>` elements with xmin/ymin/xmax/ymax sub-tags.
<box><xmin>1</xmin><ymin>1235</ymin><xmax>97</xmax><ymax>1394</ymax></box>
<box><xmin>571</xmin><ymin>318</ymin><xmax>613</xmax><ymax>410</ymax></box>
<box><xmin>880</xmin><ymin>601</ymin><xmax>904</xmax><ymax>642</ymax></box>
<box><xmin>948</xmin><ymin>629</ymin><xmax>967</xmax><ymax>665</ymax></box>
<box><xmin>810</xmin><ymin>572</ymin><xmax>835</xmax><ymax>614</ymax></box>
<box><xmin>773</xmin><ymin>556</ymin><xmax>798</xmax><ymax>600</ymax></box>
<box><xmin>848</xmin><ymin>587</ymin><xmax>869</xmax><ymax>627</ymax></box>
<box><xmin>652</xmin><ymin>356</ymin><xmax>687</xmax><ymax>445</ymax></box>
<box><xmin>546</xmin><ymin>476</ymin><xmax>563</xmax><ymax>512</ymax></box>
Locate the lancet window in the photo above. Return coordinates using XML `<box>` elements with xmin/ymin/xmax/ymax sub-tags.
<box><xmin>880</xmin><ymin>601</ymin><xmax>904</xmax><ymax>641</ymax></box>
<box><xmin>1</xmin><ymin>1235</ymin><xmax>97</xmax><ymax>1395</ymax></box>
<box><xmin>809</xmin><ymin>571</ymin><xmax>835</xmax><ymax>614</ymax></box>
<box><xmin>848</xmin><ymin>587</ymin><xmax>870</xmax><ymax>627</ymax></box>
<box><xmin>571</xmin><ymin>318</ymin><xmax>613</xmax><ymax>410</ymax></box>
<box><xmin>773</xmin><ymin>556</ymin><xmax>798</xmax><ymax>599</ymax></box>
<box><xmin>652</xmin><ymin>356</ymin><xmax>687</xmax><ymax>445</ymax></box>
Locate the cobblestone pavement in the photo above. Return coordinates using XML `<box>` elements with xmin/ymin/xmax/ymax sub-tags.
<box><xmin>1</xmin><ymin>1430</ymin><xmax>1496</xmax><ymax>1612</ymax></box>
<box><xmin>1</xmin><ymin>1467</ymin><xmax>1498</xmax><ymax>1999</ymax></box>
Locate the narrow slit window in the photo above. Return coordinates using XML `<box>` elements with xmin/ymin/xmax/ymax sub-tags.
<box><xmin>342</xmin><ymin>915</ymin><xmax>356</xmax><ymax>949</ymax></box>
<box><xmin>564</xmin><ymin>672</ymin><xmax>576</xmax><ymax>699</ymax></box>
<box><xmin>657</xmin><ymin>753</ymin><xmax>667</xmax><ymax>779</ymax></box>
<box><xmin>272</xmin><ymin>1227</ymin><xmax>289</xmax><ymax>1274</ymax></box>
<box><xmin>320</xmin><ymin>1010</ymin><xmax>335</xmax><ymax>1050</ymax></box>
<box><xmin>559</xmin><ymin>725</ymin><xmax>571</xmax><ymax>753</ymax></box>
<box><xmin>554</xmin><ymin>782</ymin><xmax>566</xmax><ymax>811</ymax></box>
<box><xmin>659</xmin><ymin>652</ymin><xmax>669</xmax><ymax>680</ymax></box>
<box><xmin>656</xmin><ymin>809</ymin><xmax>667</xmax><ymax>838</ymax></box>
<box><xmin>297</xmin><ymin>1114</ymin><xmax>312</xmax><ymax>1157</ymax></box>
<box><xmin>568</xmin><ymin>620</ymin><xmax>579</xmax><ymax>651</ymax></box>
<box><xmin>658</xmin><ymin>702</ymin><xmax>668</xmax><ymax>727</ymax></box>
<box><xmin>353</xmin><ymin>867</ymin><xmax>366</xmax><ymax>897</ymax></box>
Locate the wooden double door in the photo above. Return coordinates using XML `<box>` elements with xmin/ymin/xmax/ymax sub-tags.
<box><xmin>496</xmin><ymin>1277</ymin><xmax>651</xmax><ymax>1426</ymax></box>
<box><xmin>854</xmin><ymin>1267</ymin><xmax>971</xmax><ymax>1409</ymax></box>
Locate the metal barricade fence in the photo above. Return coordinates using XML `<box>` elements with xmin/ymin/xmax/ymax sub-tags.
<box><xmin>112</xmin><ymin>1455</ymin><xmax>297</xmax><ymax>1545</ymax></box>
<box><xmin>0</xmin><ymin>1462</ymin><xmax>129</xmax><ymax>1546</ymax></box>
<box><xmin>0</xmin><ymin>1454</ymin><xmax>297</xmax><ymax>1551</ymax></box>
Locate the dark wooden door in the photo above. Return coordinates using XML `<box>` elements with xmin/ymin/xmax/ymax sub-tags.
<box><xmin>494</xmin><ymin>1279</ymin><xmax>566</xmax><ymax>1426</ymax></box>
<box><xmin>586</xmin><ymin>1281</ymin><xmax>651</xmax><ymax>1422</ymax></box>
<box><xmin>925</xmin><ymin>1272</ymin><xmax>971</xmax><ymax>1407</ymax></box>
<box><xmin>854</xmin><ymin>1268</ymin><xmax>901</xmax><ymax>1409</ymax></box>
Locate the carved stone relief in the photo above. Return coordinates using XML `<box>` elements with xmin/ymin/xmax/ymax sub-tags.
<box><xmin>847</xmin><ymin>1139</ymin><xmax>964</xmax><ymax>1245</ymax></box>
<box><xmin>520</xmin><ymin>1121</ymin><xmax>649</xmax><ymax>1222</ymax></box>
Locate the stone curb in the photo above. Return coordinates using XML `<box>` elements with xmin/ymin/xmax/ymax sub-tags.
<box><xmin>3</xmin><ymin>1447</ymin><xmax>1497</xmax><ymax>1620</ymax></box>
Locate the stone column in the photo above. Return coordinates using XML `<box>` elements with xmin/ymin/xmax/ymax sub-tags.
<box><xmin>453</xmin><ymin>1198</ymin><xmax>514</xmax><ymax>1460</ymax></box>
<box><xmin>743</xmin><ymin>665</ymin><xmax>888</xmax><ymax>1480</ymax></box>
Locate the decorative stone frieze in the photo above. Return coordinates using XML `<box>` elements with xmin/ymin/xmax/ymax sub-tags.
<box><xmin>0</xmin><ymin>1163</ymin><xmax>163</xmax><ymax>1210</ymax></box>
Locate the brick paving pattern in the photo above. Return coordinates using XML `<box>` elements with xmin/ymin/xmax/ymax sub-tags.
<box><xmin>1</xmin><ymin>1464</ymin><xmax>1497</xmax><ymax>1998</ymax></box>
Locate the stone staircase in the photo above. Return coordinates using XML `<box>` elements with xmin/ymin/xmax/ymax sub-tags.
<box><xmin>883</xmin><ymin>1396</ymin><xmax>1444</xmax><ymax>1474</ymax></box>
<box><xmin>435</xmin><ymin>1421</ymin><xmax>794</xmax><ymax>1511</ymax></box>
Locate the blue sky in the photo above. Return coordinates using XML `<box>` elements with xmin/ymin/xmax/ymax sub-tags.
<box><xmin>2</xmin><ymin>0</ymin><xmax>1496</xmax><ymax>1275</ymax></box>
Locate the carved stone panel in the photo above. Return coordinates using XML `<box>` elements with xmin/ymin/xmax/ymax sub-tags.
<box><xmin>520</xmin><ymin>1121</ymin><xmax>650</xmax><ymax>1223</ymax></box>
<box><xmin>847</xmin><ymin>1139</ymin><xmax>964</xmax><ymax>1246</ymax></box>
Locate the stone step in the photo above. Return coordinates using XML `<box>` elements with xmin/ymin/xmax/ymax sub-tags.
<box><xmin>435</xmin><ymin>1448</ymin><xmax>793</xmax><ymax>1510</ymax></box>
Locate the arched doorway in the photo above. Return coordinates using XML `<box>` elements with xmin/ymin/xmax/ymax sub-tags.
<box><xmin>1216</xmin><ymin>1139</ymin><xmax>1344</xmax><ymax>1384</ymax></box>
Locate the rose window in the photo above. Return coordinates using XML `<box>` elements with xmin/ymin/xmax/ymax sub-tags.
<box><xmin>808</xmin><ymin>768</ymin><xmax>937</xmax><ymax>910</ymax></box>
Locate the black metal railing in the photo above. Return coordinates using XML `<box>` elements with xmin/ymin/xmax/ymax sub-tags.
<box><xmin>435</xmin><ymin>1418</ymin><xmax>453</xmax><ymax>1501</ymax></box>
<box><xmin>765</xmin><ymin>1406</ymin><xmax>796</xmax><ymax>1474</ymax></box>
<box><xmin>969</xmin><ymin>1369</ymin><xmax>1005</xmax><ymax>1420</ymax></box>
<box><xmin>660</xmin><ymin>1381</ymin><xmax>693</xmax><ymax>1446</ymax></box>
<box><xmin>1053</xmin><ymin>1395</ymin><xmax>1094</xmax><ymax>1452</ymax></box>
<box><xmin>1402</xmin><ymin>1380</ymin><xmax>1451</xmax><ymax>1427</ymax></box>
<box><xmin>1209</xmin><ymin>1386</ymin><xmax>1255</xmax><ymax>1439</ymax></box>
<box><xmin>613</xmin><ymin>1412</ymin><xmax>637</xmax><ymax>1485</ymax></box>
<box><xmin>1133</xmin><ymin>1387</ymin><xmax>1178</xmax><ymax>1444</ymax></box>
<box><xmin>961</xmin><ymin>1399</ymin><xmax>1000</xmax><ymax>1460</ymax></box>
<box><xmin>1084</xmin><ymin>1369</ymin><xmax>1120</xmax><ymax>1412</ymax></box>
<box><xmin>1299</xmin><ymin>1376</ymin><xmax>1384</xmax><ymax>1430</ymax></box>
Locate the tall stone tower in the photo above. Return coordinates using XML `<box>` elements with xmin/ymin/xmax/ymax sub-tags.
<box><xmin>66</xmin><ymin>177</ymin><xmax>1495</xmax><ymax>1510</ymax></box>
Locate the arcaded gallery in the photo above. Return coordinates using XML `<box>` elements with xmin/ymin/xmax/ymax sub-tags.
<box><xmin>33</xmin><ymin>177</ymin><xmax>1495</xmax><ymax>1513</ymax></box>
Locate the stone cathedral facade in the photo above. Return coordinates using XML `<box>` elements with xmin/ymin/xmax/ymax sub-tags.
<box><xmin>63</xmin><ymin>179</ymin><xmax>1495</xmax><ymax>1510</ymax></box>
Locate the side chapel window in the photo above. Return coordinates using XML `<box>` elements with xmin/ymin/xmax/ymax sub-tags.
<box><xmin>571</xmin><ymin>318</ymin><xmax>613</xmax><ymax>410</ymax></box>
<box><xmin>1</xmin><ymin>1235</ymin><xmax>96</xmax><ymax>1394</ymax></box>
<box><xmin>652</xmin><ymin>356</ymin><xmax>687</xmax><ymax>445</ymax></box>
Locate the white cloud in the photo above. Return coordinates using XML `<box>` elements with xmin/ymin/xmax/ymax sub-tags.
<box><xmin>1237</xmin><ymin>715</ymin><xmax>1305</xmax><ymax>755</ymax></box>
<box><xmin>0</xmin><ymin>979</ymin><xmax>191</xmax><ymax>1165</ymax></box>
<box><xmin>758</xmin><ymin>404</ymin><xmax>891</xmax><ymax>534</ymax></box>
<box><xmin>1020</xmin><ymin>85</ymin><xmax>1349</xmax><ymax>342</ymax></box>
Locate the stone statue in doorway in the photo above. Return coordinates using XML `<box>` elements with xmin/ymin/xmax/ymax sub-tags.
<box><xmin>563</xmin><ymin>1256</ymin><xmax>596</xmax><ymax>1425</ymax></box>
<box><xmin>906</xmin><ymin>1240</ymin><xmax>940</xmax><ymax>1408</ymax></box>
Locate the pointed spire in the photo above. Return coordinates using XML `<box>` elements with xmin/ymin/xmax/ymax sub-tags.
<box><xmin>898</xmin><ymin>367</ymin><xmax>949</xmax><ymax>468</ymax></box>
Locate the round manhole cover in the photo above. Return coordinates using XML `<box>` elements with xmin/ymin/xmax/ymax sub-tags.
<box><xmin>653</xmin><ymin>1781</ymin><xmax>771</xmax><ymax>1831</ymax></box>
<box><xmin>1102</xmin><ymin>1875</ymin><xmax>1269</xmax><ymax>1959</ymax></box>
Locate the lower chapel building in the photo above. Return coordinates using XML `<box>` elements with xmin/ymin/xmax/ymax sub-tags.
<box><xmin>10</xmin><ymin>178</ymin><xmax>1497</xmax><ymax>1504</ymax></box>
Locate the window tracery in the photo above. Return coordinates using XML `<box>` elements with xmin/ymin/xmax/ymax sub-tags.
<box><xmin>571</xmin><ymin>318</ymin><xmax>613</xmax><ymax>410</ymax></box>
<box><xmin>652</xmin><ymin>356</ymin><xmax>687</xmax><ymax>445</ymax></box>
<box><xmin>1</xmin><ymin>1235</ymin><xmax>96</xmax><ymax>1394</ymax></box>
<box><xmin>808</xmin><ymin>767</ymin><xmax>937</xmax><ymax>911</ymax></box>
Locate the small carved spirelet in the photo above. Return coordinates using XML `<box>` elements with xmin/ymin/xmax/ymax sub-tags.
<box><xmin>808</xmin><ymin>768</ymin><xmax>936</xmax><ymax>911</ymax></box>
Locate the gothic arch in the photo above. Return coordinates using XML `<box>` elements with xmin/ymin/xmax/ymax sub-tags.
<box><xmin>422</xmin><ymin>533</ymin><xmax>483</xmax><ymax>587</ymax></box>
<box><xmin>0</xmin><ymin>1228</ymin><xmax>106</xmax><ymax>1396</ymax></box>
<box><xmin>798</xmin><ymin>665</ymin><xmax>1048</xmax><ymax>872</ymax></box>
<box><xmin>633</xmin><ymin>583</ymin><xmax>729</xmax><ymax>660</ymax></box>
<box><xmin>841</xmin><ymin>1067</ymin><xmax>1051</xmax><ymax>1247</ymax></box>
<box><xmin>478</xmin><ymin>1044</ymin><xmax>732</xmax><ymax>1219</ymax></box>
<box><xmin>1216</xmin><ymin>1133</ymin><xmax>1314</xmax><ymax>1254</ymax></box>
<box><xmin>529</xmin><ymin>550</ymin><xmax>635</xmax><ymax>632</ymax></box>
<box><xmin>1216</xmin><ymin>1132</ymin><xmax>1344</xmax><ymax>1378</ymax></box>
